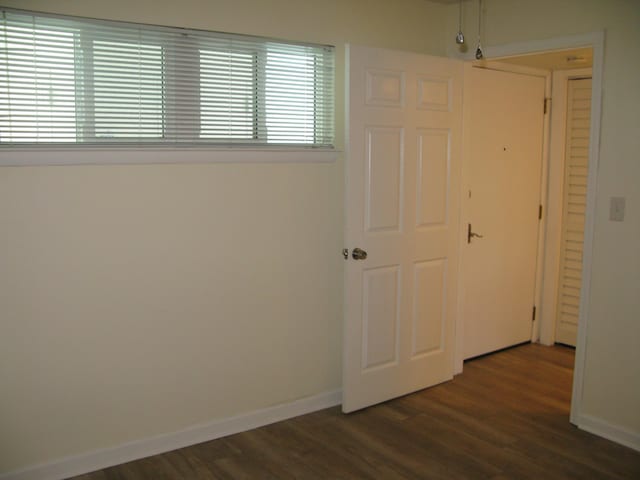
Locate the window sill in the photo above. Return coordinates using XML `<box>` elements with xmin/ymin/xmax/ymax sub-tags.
<box><xmin>0</xmin><ymin>147</ymin><xmax>339</xmax><ymax>167</ymax></box>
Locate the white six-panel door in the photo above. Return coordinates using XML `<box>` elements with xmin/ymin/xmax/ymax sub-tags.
<box><xmin>343</xmin><ymin>45</ymin><xmax>462</xmax><ymax>413</ymax></box>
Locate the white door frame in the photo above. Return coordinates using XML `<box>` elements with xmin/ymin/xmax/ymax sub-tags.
<box><xmin>540</xmin><ymin>67</ymin><xmax>593</xmax><ymax>347</ymax></box>
<box><xmin>452</xmin><ymin>31</ymin><xmax>605</xmax><ymax>428</ymax></box>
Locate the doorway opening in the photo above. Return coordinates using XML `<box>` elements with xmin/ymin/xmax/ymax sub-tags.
<box><xmin>454</xmin><ymin>32</ymin><xmax>603</xmax><ymax>432</ymax></box>
<box><xmin>343</xmin><ymin>33</ymin><xmax>605</xmax><ymax>433</ymax></box>
<box><xmin>460</xmin><ymin>46</ymin><xmax>593</xmax><ymax>351</ymax></box>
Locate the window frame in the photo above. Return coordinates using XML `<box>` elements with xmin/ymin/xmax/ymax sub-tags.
<box><xmin>0</xmin><ymin>146</ymin><xmax>339</xmax><ymax>166</ymax></box>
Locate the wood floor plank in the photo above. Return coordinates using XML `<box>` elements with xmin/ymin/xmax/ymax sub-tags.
<box><xmin>69</xmin><ymin>344</ymin><xmax>640</xmax><ymax>479</ymax></box>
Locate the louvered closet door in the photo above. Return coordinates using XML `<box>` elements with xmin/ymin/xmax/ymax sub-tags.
<box><xmin>555</xmin><ymin>77</ymin><xmax>592</xmax><ymax>346</ymax></box>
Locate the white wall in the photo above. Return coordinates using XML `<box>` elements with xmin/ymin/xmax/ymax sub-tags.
<box><xmin>0</xmin><ymin>0</ymin><xmax>449</xmax><ymax>474</ymax></box>
<box><xmin>446</xmin><ymin>0</ymin><xmax>640</xmax><ymax>437</ymax></box>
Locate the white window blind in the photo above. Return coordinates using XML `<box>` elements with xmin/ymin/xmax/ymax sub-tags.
<box><xmin>0</xmin><ymin>9</ymin><xmax>335</xmax><ymax>147</ymax></box>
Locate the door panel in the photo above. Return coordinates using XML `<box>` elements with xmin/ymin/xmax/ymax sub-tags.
<box><xmin>416</xmin><ymin>129</ymin><xmax>450</xmax><ymax>227</ymax></box>
<box><xmin>411</xmin><ymin>259</ymin><xmax>446</xmax><ymax>357</ymax></box>
<box><xmin>343</xmin><ymin>45</ymin><xmax>462</xmax><ymax>413</ymax></box>
<box><xmin>461</xmin><ymin>66</ymin><xmax>545</xmax><ymax>360</ymax></box>
<box><xmin>365</xmin><ymin>127</ymin><xmax>404</xmax><ymax>232</ymax></box>
<box><xmin>362</xmin><ymin>266</ymin><xmax>400</xmax><ymax>369</ymax></box>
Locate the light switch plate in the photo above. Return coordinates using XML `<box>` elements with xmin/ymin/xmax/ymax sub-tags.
<box><xmin>609</xmin><ymin>196</ymin><xmax>625</xmax><ymax>222</ymax></box>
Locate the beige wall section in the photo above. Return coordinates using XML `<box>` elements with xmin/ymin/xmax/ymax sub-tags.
<box><xmin>0</xmin><ymin>0</ymin><xmax>449</xmax><ymax>473</ymax></box>
<box><xmin>447</xmin><ymin>0</ymin><xmax>640</xmax><ymax>435</ymax></box>
<box><xmin>0</xmin><ymin>163</ymin><xmax>342</xmax><ymax>472</ymax></box>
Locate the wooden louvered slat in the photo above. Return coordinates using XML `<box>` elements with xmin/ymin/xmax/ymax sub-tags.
<box><xmin>556</xmin><ymin>77</ymin><xmax>591</xmax><ymax>346</ymax></box>
<box><xmin>567</xmin><ymin>196</ymin><xmax>586</xmax><ymax>207</ymax></box>
<box><xmin>571</xmin><ymin>127</ymin><xmax>590</xmax><ymax>138</ymax></box>
<box><xmin>570</xmin><ymin>118</ymin><xmax>590</xmax><ymax>129</ymax></box>
<box><xmin>564</xmin><ymin>250</ymin><xmax>582</xmax><ymax>262</ymax></box>
<box><xmin>569</xmin><ymin>138</ymin><xmax>590</xmax><ymax>148</ymax></box>
<box><xmin>571</xmin><ymin>87</ymin><xmax>592</xmax><ymax>99</ymax></box>
<box><xmin>567</xmin><ymin>205</ymin><xmax>586</xmax><ymax>216</ymax></box>
<box><xmin>568</xmin><ymin>175</ymin><xmax>587</xmax><ymax>187</ymax></box>
<box><xmin>570</xmin><ymin>152</ymin><xmax>589</xmax><ymax>159</ymax></box>
<box><xmin>560</xmin><ymin>312</ymin><xmax>579</xmax><ymax>327</ymax></box>
<box><xmin>571</xmin><ymin>99</ymin><xmax>591</xmax><ymax>109</ymax></box>
<box><xmin>565</xmin><ymin>231</ymin><xmax>584</xmax><ymax>243</ymax></box>
<box><xmin>561</xmin><ymin>288</ymin><xmax>581</xmax><ymax>300</ymax></box>
<box><xmin>566</xmin><ymin>223</ymin><xmax>586</xmax><ymax>233</ymax></box>
<box><xmin>569</xmin><ymin>185</ymin><xmax>587</xmax><ymax>196</ymax></box>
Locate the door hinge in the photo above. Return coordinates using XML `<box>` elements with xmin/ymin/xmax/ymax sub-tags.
<box><xmin>543</xmin><ymin>98</ymin><xmax>550</xmax><ymax>114</ymax></box>
<box><xmin>532</xmin><ymin>306</ymin><xmax>537</xmax><ymax>321</ymax></box>
<box><xmin>538</xmin><ymin>204</ymin><xmax>543</xmax><ymax>220</ymax></box>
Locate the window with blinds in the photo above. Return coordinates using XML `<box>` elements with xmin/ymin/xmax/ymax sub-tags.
<box><xmin>0</xmin><ymin>9</ymin><xmax>335</xmax><ymax>147</ymax></box>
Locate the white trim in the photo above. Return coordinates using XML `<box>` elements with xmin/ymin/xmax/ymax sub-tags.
<box><xmin>570</xmin><ymin>31</ymin><xmax>604</xmax><ymax>428</ymax></box>
<box><xmin>532</xmin><ymin>71</ymin><xmax>552</xmax><ymax>344</ymax></box>
<box><xmin>576</xmin><ymin>414</ymin><xmax>640</xmax><ymax>452</ymax></box>
<box><xmin>471</xmin><ymin>60</ymin><xmax>550</xmax><ymax>78</ymax></box>
<box><xmin>481</xmin><ymin>32</ymin><xmax>605</xmax><ymax>62</ymax></box>
<box><xmin>0</xmin><ymin>390</ymin><xmax>342</xmax><ymax>480</ymax></box>
<box><xmin>0</xmin><ymin>148</ymin><xmax>339</xmax><ymax>167</ymax></box>
<box><xmin>454</xmin><ymin>62</ymin><xmax>473</xmax><ymax>374</ymax></box>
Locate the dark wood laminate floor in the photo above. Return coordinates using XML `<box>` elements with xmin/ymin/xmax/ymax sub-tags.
<box><xmin>71</xmin><ymin>344</ymin><xmax>640</xmax><ymax>479</ymax></box>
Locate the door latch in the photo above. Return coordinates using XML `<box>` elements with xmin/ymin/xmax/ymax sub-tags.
<box><xmin>467</xmin><ymin>223</ymin><xmax>484</xmax><ymax>243</ymax></box>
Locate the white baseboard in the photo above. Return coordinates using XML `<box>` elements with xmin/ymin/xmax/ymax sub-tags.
<box><xmin>1</xmin><ymin>390</ymin><xmax>342</xmax><ymax>480</ymax></box>
<box><xmin>576</xmin><ymin>413</ymin><xmax>640</xmax><ymax>452</ymax></box>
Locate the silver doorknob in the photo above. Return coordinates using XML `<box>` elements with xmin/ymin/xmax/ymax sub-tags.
<box><xmin>352</xmin><ymin>247</ymin><xmax>368</xmax><ymax>260</ymax></box>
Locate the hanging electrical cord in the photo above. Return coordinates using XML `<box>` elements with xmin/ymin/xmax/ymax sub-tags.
<box><xmin>475</xmin><ymin>0</ymin><xmax>484</xmax><ymax>59</ymax></box>
<box><xmin>456</xmin><ymin>0</ymin><xmax>465</xmax><ymax>45</ymax></box>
